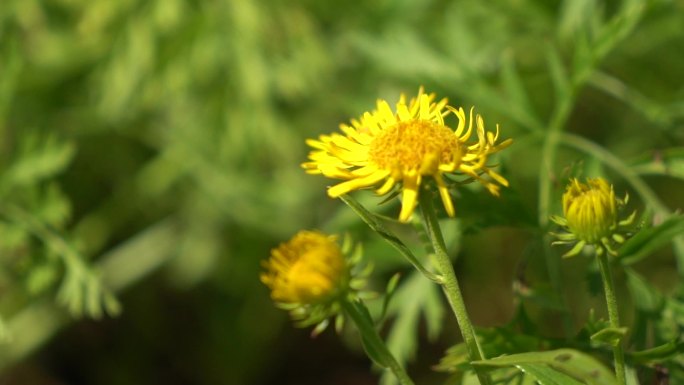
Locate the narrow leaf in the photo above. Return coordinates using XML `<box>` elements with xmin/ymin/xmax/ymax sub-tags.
<box><xmin>340</xmin><ymin>194</ymin><xmax>442</xmax><ymax>282</ymax></box>
<box><xmin>630</xmin><ymin>340</ymin><xmax>684</xmax><ymax>364</ymax></box>
<box><xmin>619</xmin><ymin>215</ymin><xmax>684</xmax><ymax>265</ymax></box>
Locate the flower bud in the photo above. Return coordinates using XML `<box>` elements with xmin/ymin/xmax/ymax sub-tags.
<box><xmin>551</xmin><ymin>178</ymin><xmax>635</xmax><ymax>257</ymax></box>
<box><xmin>261</xmin><ymin>231</ymin><xmax>347</xmax><ymax>305</ymax></box>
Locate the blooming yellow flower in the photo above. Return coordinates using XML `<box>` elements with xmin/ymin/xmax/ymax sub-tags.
<box><xmin>302</xmin><ymin>88</ymin><xmax>512</xmax><ymax>222</ymax></box>
<box><xmin>261</xmin><ymin>230</ymin><xmax>348</xmax><ymax>305</ymax></box>
<box><xmin>551</xmin><ymin>178</ymin><xmax>636</xmax><ymax>257</ymax></box>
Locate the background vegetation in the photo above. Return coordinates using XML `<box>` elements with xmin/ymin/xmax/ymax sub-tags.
<box><xmin>0</xmin><ymin>0</ymin><xmax>682</xmax><ymax>384</ymax></box>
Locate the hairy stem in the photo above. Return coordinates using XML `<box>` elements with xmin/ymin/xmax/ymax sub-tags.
<box><xmin>418</xmin><ymin>191</ymin><xmax>491</xmax><ymax>385</ymax></box>
<box><xmin>597</xmin><ymin>253</ymin><xmax>627</xmax><ymax>385</ymax></box>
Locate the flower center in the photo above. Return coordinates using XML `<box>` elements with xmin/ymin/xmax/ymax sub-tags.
<box><xmin>368</xmin><ymin>120</ymin><xmax>461</xmax><ymax>173</ymax></box>
<box><xmin>285</xmin><ymin>247</ymin><xmax>342</xmax><ymax>303</ymax></box>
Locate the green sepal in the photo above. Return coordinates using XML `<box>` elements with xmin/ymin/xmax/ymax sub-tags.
<box><xmin>562</xmin><ymin>240</ymin><xmax>586</xmax><ymax>258</ymax></box>
<box><xmin>590</xmin><ymin>327</ymin><xmax>628</xmax><ymax>347</ymax></box>
<box><xmin>379</xmin><ymin>273</ymin><xmax>401</xmax><ymax>322</ymax></box>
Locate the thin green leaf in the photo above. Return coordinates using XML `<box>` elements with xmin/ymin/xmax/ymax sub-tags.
<box><xmin>346</xmin><ymin>301</ymin><xmax>391</xmax><ymax>368</ymax></box>
<box><xmin>379</xmin><ymin>273</ymin><xmax>401</xmax><ymax>323</ymax></box>
<box><xmin>339</xmin><ymin>194</ymin><xmax>442</xmax><ymax>283</ymax></box>
<box><xmin>591</xmin><ymin>0</ymin><xmax>645</xmax><ymax>63</ymax></box>
<box><xmin>619</xmin><ymin>215</ymin><xmax>684</xmax><ymax>265</ymax></box>
<box><xmin>631</xmin><ymin>148</ymin><xmax>684</xmax><ymax>180</ymax></box>
<box><xmin>630</xmin><ymin>340</ymin><xmax>684</xmax><ymax>364</ymax></box>
<box><xmin>558</xmin><ymin>0</ymin><xmax>597</xmax><ymax>43</ymax></box>
<box><xmin>547</xmin><ymin>45</ymin><xmax>571</xmax><ymax>104</ymax></box>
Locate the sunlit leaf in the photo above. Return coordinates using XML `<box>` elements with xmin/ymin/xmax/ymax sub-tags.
<box><xmin>473</xmin><ymin>349</ymin><xmax>617</xmax><ymax>385</ymax></box>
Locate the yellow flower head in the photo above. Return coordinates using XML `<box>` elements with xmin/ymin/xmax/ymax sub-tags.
<box><xmin>551</xmin><ymin>178</ymin><xmax>636</xmax><ymax>257</ymax></box>
<box><xmin>303</xmin><ymin>88</ymin><xmax>512</xmax><ymax>222</ymax></box>
<box><xmin>261</xmin><ymin>230</ymin><xmax>347</xmax><ymax>305</ymax></box>
<box><xmin>563</xmin><ymin>178</ymin><xmax>617</xmax><ymax>243</ymax></box>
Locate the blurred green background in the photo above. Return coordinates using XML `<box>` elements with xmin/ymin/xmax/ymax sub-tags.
<box><xmin>0</xmin><ymin>0</ymin><xmax>683</xmax><ymax>384</ymax></box>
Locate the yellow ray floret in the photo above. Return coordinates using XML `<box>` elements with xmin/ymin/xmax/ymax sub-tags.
<box><xmin>302</xmin><ymin>88</ymin><xmax>512</xmax><ymax>222</ymax></box>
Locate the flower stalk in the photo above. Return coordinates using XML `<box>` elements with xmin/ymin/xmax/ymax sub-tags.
<box><xmin>597</xmin><ymin>253</ymin><xmax>627</xmax><ymax>385</ymax></box>
<box><xmin>419</xmin><ymin>190</ymin><xmax>492</xmax><ymax>385</ymax></box>
<box><xmin>341</xmin><ymin>300</ymin><xmax>415</xmax><ymax>385</ymax></box>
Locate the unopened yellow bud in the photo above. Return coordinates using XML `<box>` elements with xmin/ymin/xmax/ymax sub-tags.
<box><xmin>551</xmin><ymin>177</ymin><xmax>635</xmax><ymax>257</ymax></box>
<box><xmin>562</xmin><ymin>178</ymin><xmax>617</xmax><ymax>244</ymax></box>
<box><xmin>261</xmin><ymin>231</ymin><xmax>347</xmax><ymax>305</ymax></box>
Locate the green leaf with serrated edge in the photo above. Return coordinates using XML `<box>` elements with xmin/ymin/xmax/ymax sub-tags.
<box><xmin>619</xmin><ymin>215</ymin><xmax>684</xmax><ymax>265</ymax></box>
<box><xmin>624</xmin><ymin>268</ymin><xmax>663</xmax><ymax>313</ymax></box>
<box><xmin>517</xmin><ymin>363</ymin><xmax>584</xmax><ymax>385</ymax></box>
<box><xmin>436</xmin><ymin>326</ymin><xmax>544</xmax><ymax>374</ymax></box>
<box><xmin>472</xmin><ymin>349</ymin><xmax>617</xmax><ymax>385</ymax></box>
<box><xmin>590</xmin><ymin>327</ymin><xmax>628</xmax><ymax>347</ymax></box>
<box><xmin>630</xmin><ymin>340</ymin><xmax>684</xmax><ymax>364</ymax></box>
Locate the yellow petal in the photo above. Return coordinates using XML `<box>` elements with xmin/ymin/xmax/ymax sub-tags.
<box><xmin>327</xmin><ymin>170</ymin><xmax>390</xmax><ymax>197</ymax></box>
<box><xmin>398</xmin><ymin>173</ymin><xmax>420</xmax><ymax>222</ymax></box>
<box><xmin>435</xmin><ymin>174</ymin><xmax>455</xmax><ymax>217</ymax></box>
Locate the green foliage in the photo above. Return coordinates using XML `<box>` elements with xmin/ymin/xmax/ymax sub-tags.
<box><xmin>381</xmin><ymin>272</ymin><xmax>445</xmax><ymax>385</ymax></box>
<box><xmin>619</xmin><ymin>215</ymin><xmax>684</xmax><ymax>265</ymax></box>
<box><xmin>472</xmin><ymin>349</ymin><xmax>616</xmax><ymax>385</ymax></box>
<box><xmin>0</xmin><ymin>0</ymin><xmax>683</xmax><ymax>384</ymax></box>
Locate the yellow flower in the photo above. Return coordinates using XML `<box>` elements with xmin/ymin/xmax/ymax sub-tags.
<box><xmin>261</xmin><ymin>230</ymin><xmax>347</xmax><ymax>305</ymax></box>
<box><xmin>551</xmin><ymin>178</ymin><xmax>636</xmax><ymax>257</ymax></box>
<box><xmin>302</xmin><ymin>88</ymin><xmax>512</xmax><ymax>222</ymax></box>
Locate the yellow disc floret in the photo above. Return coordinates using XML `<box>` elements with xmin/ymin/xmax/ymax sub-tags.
<box><xmin>261</xmin><ymin>230</ymin><xmax>347</xmax><ymax>305</ymax></box>
<box><xmin>368</xmin><ymin>120</ymin><xmax>462</xmax><ymax>173</ymax></box>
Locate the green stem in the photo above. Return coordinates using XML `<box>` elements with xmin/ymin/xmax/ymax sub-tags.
<box><xmin>418</xmin><ymin>191</ymin><xmax>492</xmax><ymax>385</ymax></box>
<box><xmin>597</xmin><ymin>253</ymin><xmax>627</xmax><ymax>385</ymax></box>
<box><xmin>341</xmin><ymin>300</ymin><xmax>415</xmax><ymax>385</ymax></box>
<box><xmin>537</xmin><ymin>77</ymin><xmax>576</xmax><ymax>339</ymax></box>
<box><xmin>340</xmin><ymin>194</ymin><xmax>443</xmax><ymax>283</ymax></box>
